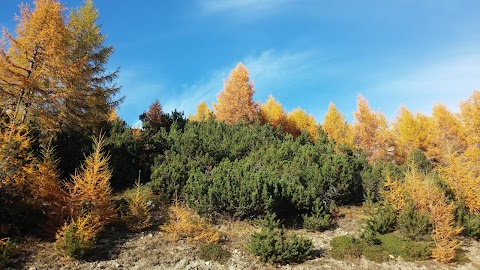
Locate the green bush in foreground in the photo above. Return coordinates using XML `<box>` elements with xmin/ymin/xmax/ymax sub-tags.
<box><xmin>0</xmin><ymin>238</ymin><xmax>13</xmax><ymax>264</ymax></box>
<box><xmin>303</xmin><ymin>205</ymin><xmax>333</xmax><ymax>231</ymax></box>
<box><xmin>199</xmin><ymin>243</ymin><xmax>231</xmax><ymax>264</ymax></box>
<box><xmin>398</xmin><ymin>201</ymin><xmax>432</xmax><ymax>241</ymax></box>
<box><xmin>330</xmin><ymin>233</ymin><xmax>432</xmax><ymax>262</ymax></box>
<box><xmin>462</xmin><ymin>214</ymin><xmax>480</xmax><ymax>240</ymax></box>
<box><xmin>248</xmin><ymin>221</ymin><xmax>313</xmax><ymax>265</ymax></box>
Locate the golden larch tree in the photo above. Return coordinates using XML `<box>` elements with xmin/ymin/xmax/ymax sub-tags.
<box><xmin>353</xmin><ymin>95</ymin><xmax>393</xmax><ymax>163</ymax></box>
<box><xmin>428</xmin><ymin>104</ymin><xmax>464</xmax><ymax>162</ymax></box>
<box><xmin>66</xmin><ymin>0</ymin><xmax>121</xmax><ymax>130</ymax></box>
<box><xmin>189</xmin><ymin>100</ymin><xmax>213</xmax><ymax>122</ymax></box>
<box><xmin>67</xmin><ymin>134</ymin><xmax>115</xmax><ymax>223</ymax></box>
<box><xmin>0</xmin><ymin>0</ymin><xmax>120</xmax><ymax>135</ymax></box>
<box><xmin>459</xmin><ymin>90</ymin><xmax>480</xmax><ymax>146</ymax></box>
<box><xmin>402</xmin><ymin>167</ymin><xmax>462</xmax><ymax>262</ymax></box>
<box><xmin>0</xmin><ymin>0</ymin><xmax>83</xmax><ymax>132</ymax></box>
<box><xmin>213</xmin><ymin>63</ymin><xmax>259</xmax><ymax>124</ymax></box>
<box><xmin>286</xmin><ymin>108</ymin><xmax>318</xmax><ymax>140</ymax></box>
<box><xmin>383</xmin><ymin>166</ymin><xmax>463</xmax><ymax>262</ymax></box>
<box><xmin>260</xmin><ymin>95</ymin><xmax>288</xmax><ymax>128</ymax></box>
<box><xmin>322</xmin><ymin>102</ymin><xmax>354</xmax><ymax>146</ymax></box>
<box><xmin>32</xmin><ymin>144</ymin><xmax>69</xmax><ymax>229</ymax></box>
<box><xmin>438</xmin><ymin>148</ymin><xmax>480</xmax><ymax>214</ymax></box>
<box><xmin>392</xmin><ymin>107</ymin><xmax>431</xmax><ymax>163</ymax></box>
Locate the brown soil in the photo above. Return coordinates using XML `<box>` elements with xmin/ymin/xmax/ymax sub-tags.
<box><xmin>3</xmin><ymin>206</ymin><xmax>480</xmax><ymax>270</ymax></box>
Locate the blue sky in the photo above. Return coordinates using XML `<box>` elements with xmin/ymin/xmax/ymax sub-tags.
<box><xmin>1</xmin><ymin>0</ymin><xmax>480</xmax><ymax>127</ymax></box>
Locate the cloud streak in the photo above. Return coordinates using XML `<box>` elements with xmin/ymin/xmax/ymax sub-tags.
<box><xmin>198</xmin><ymin>0</ymin><xmax>292</xmax><ymax>16</ymax></box>
<box><xmin>162</xmin><ymin>49</ymin><xmax>328</xmax><ymax>118</ymax></box>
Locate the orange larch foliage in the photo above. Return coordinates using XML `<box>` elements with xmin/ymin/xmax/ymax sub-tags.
<box><xmin>392</xmin><ymin>106</ymin><xmax>432</xmax><ymax>163</ymax></box>
<box><xmin>322</xmin><ymin>102</ymin><xmax>354</xmax><ymax>147</ymax></box>
<box><xmin>0</xmin><ymin>121</ymin><xmax>35</xmax><ymax>187</ymax></box>
<box><xmin>427</xmin><ymin>104</ymin><xmax>464</xmax><ymax>163</ymax></box>
<box><xmin>382</xmin><ymin>173</ymin><xmax>406</xmax><ymax>213</ymax></box>
<box><xmin>384</xmin><ymin>166</ymin><xmax>463</xmax><ymax>262</ymax></box>
<box><xmin>353</xmin><ymin>95</ymin><xmax>393</xmax><ymax>163</ymax></box>
<box><xmin>32</xmin><ymin>144</ymin><xmax>69</xmax><ymax>229</ymax></box>
<box><xmin>213</xmin><ymin>63</ymin><xmax>259</xmax><ymax>124</ymax></box>
<box><xmin>438</xmin><ymin>148</ymin><xmax>480</xmax><ymax>214</ymax></box>
<box><xmin>67</xmin><ymin>134</ymin><xmax>115</xmax><ymax>223</ymax></box>
<box><xmin>144</xmin><ymin>100</ymin><xmax>167</xmax><ymax>130</ymax></box>
<box><xmin>0</xmin><ymin>0</ymin><xmax>84</xmax><ymax>132</ymax></box>
<box><xmin>459</xmin><ymin>90</ymin><xmax>480</xmax><ymax>146</ymax></box>
<box><xmin>260</xmin><ymin>95</ymin><xmax>288</xmax><ymax>128</ymax></box>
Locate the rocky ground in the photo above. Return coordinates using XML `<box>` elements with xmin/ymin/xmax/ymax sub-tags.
<box><xmin>4</xmin><ymin>206</ymin><xmax>480</xmax><ymax>270</ymax></box>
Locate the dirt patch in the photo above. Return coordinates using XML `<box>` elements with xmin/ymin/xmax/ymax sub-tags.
<box><xmin>3</xmin><ymin>206</ymin><xmax>480</xmax><ymax>270</ymax></box>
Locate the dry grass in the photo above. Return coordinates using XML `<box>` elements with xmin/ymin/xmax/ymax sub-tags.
<box><xmin>161</xmin><ymin>204</ymin><xmax>220</xmax><ymax>244</ymax></box>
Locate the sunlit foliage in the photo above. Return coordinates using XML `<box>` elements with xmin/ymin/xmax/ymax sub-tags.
<box><xmin>213</xmin><ymin>63</ymin><xmax>259</xmax><ymax>124</ymax></box>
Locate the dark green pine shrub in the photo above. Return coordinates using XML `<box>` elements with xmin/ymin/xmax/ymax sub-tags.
<box><xmin>361</xmin><ymin>203</ymin><xmax>396</xmax><ymax>244</ymax></box>
<box><xmin>462</xmin><ymin>214</ymin><xmax>480</xmax><ymax>239</ymax></box>
<box><xmin>455</xmin><ymin>199</ymin><xmax>480</xmax><ymax>240</ymax></box>
<box><xmin>398</xmin><ymin>201</ymin><xmax>432</xmax><ymax>241</ymax></box>
<box><xmin>303</xmin><ymin>203</ymin><xmax>333</xmax><ymax>231</ymax></box>
<box><xmin>248</xmin><ymin>221</ymin><xmax>313</xmax><ymax>265</ymax></box>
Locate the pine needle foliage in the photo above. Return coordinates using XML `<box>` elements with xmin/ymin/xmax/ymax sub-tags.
<box><xmin>67</xmin><ymin>133</ymin><xmax>115</xmax><ymax>224</ymax></box>
<box><xmin>248</xmin><ymin>217</ymin><xmax>313</xmax><ymax>265</ymax></box>
<box><xmin>382</xmin><ymin>165</ymin><xmax>463</xmax><ymax>262</ymax></box>
<box><xmin>55</xmin><ymin>214</ymin><xmax>102</xmax><ymax>259</ymax></box>
<box><xmin>32</xmin><ymin>143</ymin><xmax>68</xmax><ymax>229</ymax></box>
<box><xmin>0</xmin><ymin>121</ymin><xmax>34</xmax><ymax>187</ymax></box>
<box><xmin>125</xmin><ymin>175</ymin><xmax>152</xmax><ymax>232</ymax></box>
<box><xmin>161</xmin><ymin>204</ymin><xmax>220</xmax><ymax>244</ymax></box>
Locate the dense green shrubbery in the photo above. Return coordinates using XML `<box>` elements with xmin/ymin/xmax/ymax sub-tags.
<box><xmin>462</xmin><ymin>215</ymin><xmax>480</xmax><ymax>239</ymax></box>
<box><xmin>361</xmin><ymin>203</ymin><xmax>396</xmax><ymax>243</ymax></box>
<box><xmin>248</xmin><ymin>217</ymin><xmax>313</xmax><ymax>265</ymax></box>
<box><xmin>151</xmin><ymin>121</ymin><xmax>370</xmax><ymax>222</ymax></box>
<box><xmin>398</xmin><ymin>201</ymin><xmax>432</xmax><ymax>241</ymax></box>
<box><xmin>330</xmin><ymin>234</ymin><xmax>432</xmax><ymax>262</ymax></box>
<box><xmin>302</xmin><ymin>204</ymin><xmax>333</xmax><ymax>231</ymax></box>
<box><xmin>455</xmin><ymin>200</ymin><xmax>480</xmax><ymax>240</ymax></box>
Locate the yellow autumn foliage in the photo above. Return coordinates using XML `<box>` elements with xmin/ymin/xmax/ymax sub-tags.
<box><xmin>353</xmin><ymin>95</ymin><xmax>394</xmax><ymax>163</ymax></box>
<box><xmin>67</xmin><ymin>134</ymin><xmax>115</xmax><ymax>223</ymax></box>
<box><xmin>260</xmin><ymin>95</ymin><xmax>288</xmax><ymax>129</ymax></box>
<box><xmin>125</xmin><ymin>177</ymin><xmax>152</xmax><ymax>232</ymax></box>
<box><xmin>32</xmin><ymin>144</ymin><xmax>69</xmax><ymax>229</ymax></box>
<box><xmin>161</xmin><ymin>204</ymin><xmax>220</xmax><ymax>244</ymax></box>
<box><xmin>438</xmin><ymin>147</ymin><xmax>480</xmax><ymax>214</ymax></box>
<box><xmin>286</xmin><ymin>107</ymin><xmax>318</xmax><ymax>140</ymax></box>
<box><xmin>322</xmin><ymin>102</ymin><xmax>354</xmax><ymax>147</ymax></box>
<box><xmin>55</xmin><ymin>213</ymin><xmax>103</xmax><ymax>257</ymax></box>
<box><xmin>213</xmin><ymin>63</ymin><xmax>259</xmax><ymax>124</ymax></box>
<box><xmin>383</xmin><ymin>165</ymin><xmax>463</xmax><ymax>262</ymax></box>
<box><xmin>189</xmin><ymin>100</ymin><xmax>214</xmax><ymax>122</ymax></box>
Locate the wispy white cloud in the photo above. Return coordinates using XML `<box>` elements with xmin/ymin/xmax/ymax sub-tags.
<box><xmin>162</xmin><ymin>49</ymin><xmax>328</xmax><ymax>118</ymax></box>
<box><xmin>366</xmin><ymin>48</ymin><xmax>480</xmax><ymax>118</ymax></box>
<box><xmin>116</xmin><ymin>67</ymin><xmax>166</xmax><ymax>125</ymax></box>
<box><xmin>198</xmin><ymin>0</ymin><xmax>292</xmax><ymax>15</ymax></box>
<box><xmin>162</xmin><ymin>68</ymin><xmax>229</xmax><ymax>117</ymax></box>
